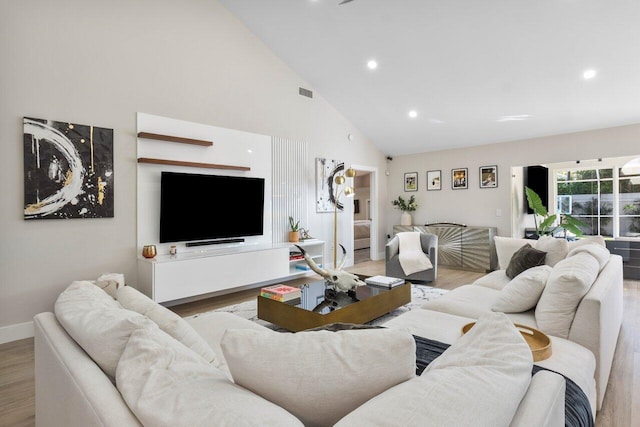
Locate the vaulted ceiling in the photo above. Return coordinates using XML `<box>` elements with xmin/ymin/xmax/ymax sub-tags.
<box><xmin>219</xmin><ymin>0</ymin><xmax>640</xmax><ymax>155</ymax></box>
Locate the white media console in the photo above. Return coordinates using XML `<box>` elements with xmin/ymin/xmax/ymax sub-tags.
<box><xmin>137</xmin><ymin>240</ymin><xmax>325</xmax><ymax>304</ymax></box>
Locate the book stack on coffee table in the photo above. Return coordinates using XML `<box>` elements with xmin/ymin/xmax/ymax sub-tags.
<box><xmin>364</xmin><ymin>275</ymin><xmax>405</xmax><ymax>288</ymax></box>
<box><xmin>260</xmin><ymin>284</ymin><xmax>301</xmax><ymax>302</ymax></box>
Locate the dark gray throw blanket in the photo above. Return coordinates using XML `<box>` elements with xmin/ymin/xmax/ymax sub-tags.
<box><xmin>413</xmin><ymin>335</ymin><xmax>594</xmax><ymax>427</ymax></box>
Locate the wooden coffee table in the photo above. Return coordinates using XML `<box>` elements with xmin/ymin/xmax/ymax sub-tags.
<box><xmin>257</xmin><ymin>279</ymin><xmax>411</xmax><ymax>332</ymax></box>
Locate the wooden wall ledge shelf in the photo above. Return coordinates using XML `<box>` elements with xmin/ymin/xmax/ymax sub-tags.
<box><xmin>137</xmin><ymin>158</ymin><xmax>250</xmax><ymax>171</ymax></box>
<box><xmin>137</xmin><ymin>132</ymin><xmax>213</xmax><ymax>147</ymax></box>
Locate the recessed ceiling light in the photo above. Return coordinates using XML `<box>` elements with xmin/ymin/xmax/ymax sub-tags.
<box><xmin>367</xmin><ymin>60</ymin><xmax>378</xmax><ymax>70</ymax></box>
<box><xmin>583</xmin><ymin>69</ymin><xmax>597</xmax><ymax>80</ymax></box>
<box><xmin>408</xmin><ymin>110</ymin><xmax>418</xmax><ymax>118</ymax></box>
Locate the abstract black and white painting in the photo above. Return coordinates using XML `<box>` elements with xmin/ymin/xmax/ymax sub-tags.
<box><xmin>23</xmin><ymin>117</ymin><xmax>114</xmax><ymax>219</ymax></box>
<box><xmin>316</xmin><ymin>157</ymin><xmax>345</xmax><ymax>213</ymax></box>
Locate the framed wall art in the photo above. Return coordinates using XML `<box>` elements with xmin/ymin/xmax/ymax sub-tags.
<box><xmin>316</xmin><ymin>157</ymin><xmax>345</xmax><ymax>212</ymax></box>
<box><xmin>23</xmin><ymin>117</ymin><xmax>114</xmax><ymax>219</ymax></box>
<box><xmin>404</xmin><ymin>172</ymin><xmax>418</xmax><ymax>192</ymax></box>
<box><xmin>479</xmin><ymin>165</ymin><xmax>498</xmax><ymax>188</ymax></box>
<box><xmin>427</xmin><ymin>170</ymin><xmax>441</xmax><ymax>191</ymax></box>
<box><xmin>451</xmin><ymin>168</ymin><xmax>468</xmax><ymax>190</ymax></box>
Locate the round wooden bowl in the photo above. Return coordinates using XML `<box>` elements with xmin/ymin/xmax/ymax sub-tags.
<box><xmin>461</xmin><ymin>322</ymin><xmax>552</xmax><ymax>362</ymax></box>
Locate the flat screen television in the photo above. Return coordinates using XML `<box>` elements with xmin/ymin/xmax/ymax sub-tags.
<box><xmin>159</xmin><ymin>172</ymin><xmax>265</xmax><ymax>244</ymax></box>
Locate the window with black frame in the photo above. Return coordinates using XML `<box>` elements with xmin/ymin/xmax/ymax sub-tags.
<box><xmin>556</xmin><ymin>168</ymin><xmax>614</xmax><ymax>237</ymax></box>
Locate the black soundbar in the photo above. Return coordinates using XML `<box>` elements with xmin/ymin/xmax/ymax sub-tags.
<box><xmin>186</xmin><ymin>238</ymin><xmax>245</xmax><ymax>247</ymax></box>
<box><xmin>424</xmin><ymin>222</ymin><xmax>467</xmax><ymax>227</ymax></box>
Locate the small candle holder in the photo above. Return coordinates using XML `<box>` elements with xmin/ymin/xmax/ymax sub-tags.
<box><xmin>142</xmin><ymin>245</ymin><xmax>157</xmax><ymax>259</ymax></box>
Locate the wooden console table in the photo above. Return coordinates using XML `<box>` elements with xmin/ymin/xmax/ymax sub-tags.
<box><xmin>393</xmin><ymin>224</ymin><xmax>497</xmax><ymax>272</ymax></box>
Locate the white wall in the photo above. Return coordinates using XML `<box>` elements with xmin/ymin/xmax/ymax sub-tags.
<box><xmin>0</xmin><ymin>0</ymin><xmax>387</xmax><ymax>339</ymax></box>
<box><xmin>386</xmin><ymin>124</ymin><xmax>640</xmax><ymax>237</ymax></box>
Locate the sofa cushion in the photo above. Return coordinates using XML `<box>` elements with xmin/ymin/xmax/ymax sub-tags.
<box><xmin>473</xmin><ymin>269</ymin><xmax>512</xmax><ymax>290</ymax></box>
<box><xmin>536</xmin><ymin>252</ymin><xmax>600</xmax><ymax>339</ymax></box>
<box><xmin>510</xmin><ymin>370</ymin><xmax>566</xmax><ymax>427</ymax></box>
<box><xmin>116</xmin><ymin>285</ymin><xmax>218</xmax><ymax>366</ymax></box>
<box><xmin>535</xmin><ymin>236</ymin><xmax>569</xmax><ymax>267</ymax></box>
<box><xmin>506</xmin><ymin>244</ymin><xmax>547</xmax><ymax>279</ymax></box>
<box><xmin>221</xmin><ymin>328</ymin><xmax>416</xmax><ymax>427</ymax></box>
<box><xmin>421</xmin><ymin>285</ymin><xmax>499</xmax><ymax>319</ymax></box>
<box><xmin>567</xmin><ymin>243</ymin><xmax>610</xmax><ymax>271</ymax></box>
<box><xmin>492</xmin><ymin>265</ymin><xmax>552</xmax><ymax>313</ymax></box>
<box><xmin>567</xmin><ymin>235</ymin><xmax>606</xmax><ymax>250</ymax></box>
<box><xmin>186</xmin><ymin>311</ymin><xmax>272</xmax><ymax>380</ymax></box>
<box><xmin>116</xmin><ymin>327</ymin><xmax>302</xmax><ymax>427</ymax></box>
<box><xmin>494</xmin><ymin>236</ymin><xmax>533</xmax><ymax>270</ymax></box>
<box><xmin>54</xmin><ymin>281</ymin><xmax>157</xmax><ymax>379</ymax></box>
<box><xmin>335</xmin><ymin>313</ymin><xmax>533</xmax><ymax>427</ymax></box>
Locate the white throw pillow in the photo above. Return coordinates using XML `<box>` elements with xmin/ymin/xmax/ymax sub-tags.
<box><xmin>221</xmin><ymin>328</ymin><xmax>416</xmax><ymax>427</ymax></box>
<box><xmin>116</xmin><ymin>286</ymin><xmax>218</xmax><ymax>365</ymax></box>
<box><xmin>535</xmin><ymin>252</ymin><xmax>600</xmax><ymax>338</ymax></box>
<box><xmin>335</xmin><ymin>313</ymin><xmax>533</xmax><ymax>427</ymax></box>
<box><xmin>54</xmin><ymin>281</ymin><xmax>158</xmax><ymax>379</ymax></box>
<box><xmin>535</xmin><ymin>236</ymin><xmax>569</xmax><ymax>267</ymax></box>
<box><xmin>492</xmin><ymin>265</ymin><xmax>552</xmax><ymax>313</ymax></box>
<box><xmin>567</xmin><ymin>235</ymin><xmax>606</xmax><ymax>250</ymax></box>
<box><xmin>494</xmin><ymin>236</ymin><xmax>533</xmax><ymax>269</ymax></box>
<box><xmin>116</xmin><ymin>327</ymin><xmax>302</xmax><ymax>427</ymax></box>
<box><xmin>567</xmin><ymin>243</ymin><xmax>610</xmax><ymax>271</ymax></box>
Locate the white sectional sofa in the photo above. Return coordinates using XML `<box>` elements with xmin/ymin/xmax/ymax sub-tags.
<box><xmin>34</xmin><ymin>236</ymin><xmax>622</xmax><ymax>426</ymax></box>
<box><xmin>385</xmin><ymin>235</ymin><xmax>624</xmax><ymax>415</ymax></box>
<box><xmin>37</xmin><ymin>281</ymin><xmax>575</xmax><ymax>426</ymax></box>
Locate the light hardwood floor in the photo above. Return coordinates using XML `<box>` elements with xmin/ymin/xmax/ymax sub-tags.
<box><xmin>1</xmin><ymin>261</ymin><xmax>637</xmax><ymax>426</ymax></box>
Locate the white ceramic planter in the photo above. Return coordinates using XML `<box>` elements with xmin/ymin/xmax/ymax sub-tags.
<box><xmin>400</xmin><ymin>212</ymin><xmax>412</xmax><ymax>226</ymax></box>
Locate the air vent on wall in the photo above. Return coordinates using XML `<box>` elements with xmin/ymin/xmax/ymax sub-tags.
<box><xmin>299</xmin><ymin>87</ymin><xmax>313</xmax><ymax>98</ymax></box>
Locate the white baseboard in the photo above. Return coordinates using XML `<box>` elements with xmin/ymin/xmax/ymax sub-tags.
<box><xmin>0</xmin><ymin>321</ymin><xmax>34</xmax><ymax>344</ymax></box>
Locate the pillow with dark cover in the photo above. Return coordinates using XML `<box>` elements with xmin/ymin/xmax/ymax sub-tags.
<box><xmin>506</xmin><ymin>244</ymin><xmax>547</xmax><ymax>279</ymax></box>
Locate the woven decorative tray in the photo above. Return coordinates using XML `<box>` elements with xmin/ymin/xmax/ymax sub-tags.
<box><xmin>461</xmin><ymin>322</ymin><xmax>552</xmax><ymax>362</ymax></box>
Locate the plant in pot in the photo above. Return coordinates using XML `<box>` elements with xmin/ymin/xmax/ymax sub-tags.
<box><xmin>288</xmin><ymin>216</ymin><xmax>300</xmax><ymax>242</ymax></box>
<box><xmin>392</xmin><ymin>195</ymin><xmax>417</xmax><ymax>226</ymax></box>
<box><xmin>525</xmin><ymin>186</ymin><xmax>587</xmax><ymax>238</ymax></box>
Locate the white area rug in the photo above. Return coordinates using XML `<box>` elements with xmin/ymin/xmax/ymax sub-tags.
<box><xmin>189</xmin><ymin>284</ymin><xmax>447</xmax><ymax>329</ymax></box>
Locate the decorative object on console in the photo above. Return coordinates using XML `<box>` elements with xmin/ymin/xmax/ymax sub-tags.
<box><xmin>288</xmin><ymin>216</ymin><xmax>300</xmax><ymax>242</ymax></box>
<box><xmin>404</xmin><ymin>172</ymin><xmax>418</xmax><ymax>192</ymax></box>
<box><xmin>24</xmin><ymin>117</ymin><xmax>114</xmax><ymax>219</ymax></box>
<box><xmin>451</xmin><ymin>167</ymin><xmax>468</xmax><ymax>189</ymax></box>
<box><xmin>298</xmin><ymin>227</ymin><xmax>313</xmax><ymax>240</ymax></box>
<box><xmin>426</xmin><ymin>170</ymin><xmax>441</xmax><ymax>191</ymax></box>
<box><xmin>479</xmin><ymin>165</ymin><xmax>498</xmax><ymax>188</ymax></box>
<box><xmin>392</xmin><ymin>195</ymin><xmax>417</xmax><ymax>226</ymax></box>
<box><xmin>142</xmin><ymin>245</ymin><xmax>157</xmax><ymax>259</ymax></box>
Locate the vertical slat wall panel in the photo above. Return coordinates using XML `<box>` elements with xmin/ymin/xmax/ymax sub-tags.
<box><xmin>271</xmin><ymin>138</ymin><xmax>307</xmax><ymax>244</ymax></box>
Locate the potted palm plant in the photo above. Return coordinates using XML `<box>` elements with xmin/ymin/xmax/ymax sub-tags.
<box><xmin>288</xmin><ymin>216</ymin><xmax>300</xmax><ymax>242</ymax></box>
